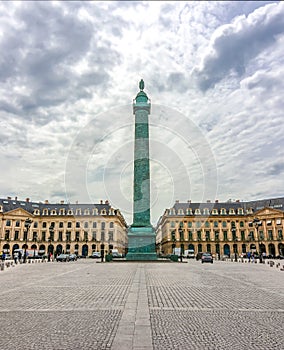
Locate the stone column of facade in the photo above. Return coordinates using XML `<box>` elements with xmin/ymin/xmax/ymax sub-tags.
<box><xmin>126</xmin><ymin>80</ymin><xmax>157</xmax><ymax>260</ymax></box>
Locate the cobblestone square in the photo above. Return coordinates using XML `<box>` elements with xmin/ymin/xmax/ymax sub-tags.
<box><xmin>0</xmin><ymin>260</ymin><xmax>283</xmax><ymax>349</ymax></box>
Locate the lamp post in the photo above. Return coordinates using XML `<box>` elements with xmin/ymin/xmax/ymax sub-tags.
<box><xmin>23</xmin><ymin>218</ymin><xmax>33</xmax><ymax>263</ymax></box>
<box><xmin>48</xmin><ymin>224</ymin><xmax>54</xmax><ymax>262</ymax></box>
<box><xmin>232</xmin><ymin>228</ymin><xmax>238</xmax><ymax>262</ymax></box>
<box><xmin>253</xmin><ymin>218</ymin><xmax>262</xmax><ymax>263</ymax></box>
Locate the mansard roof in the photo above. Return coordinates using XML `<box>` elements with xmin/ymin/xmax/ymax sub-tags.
<box><xmin>171</xmin><ymin>197</ymin><xmax>284</xmax><ymax>214</ymax></box>
<box><xmin>0</xmin><ymin>198</ymin><xmax>115</xmax><ymax>216</ymax></box>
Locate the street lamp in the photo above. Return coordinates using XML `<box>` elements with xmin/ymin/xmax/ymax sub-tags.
<box><xmin>23</xmin><ymin>218</ymin><xmax>33</xmax><ymax>263</ymax></box>
<box><xmin>253</xmin><ymin>218</ymin><xmax>263</xmax><ymax>263</ymax></box>
<box><xmin>232</xmin><ymin>228</ymin><xmax>238</xmax><ymax>262</ymax></box>
<box><xmin>48</xmin><ymin>224</ymin><xmax>54</xmax><ymax>262</ymax></box>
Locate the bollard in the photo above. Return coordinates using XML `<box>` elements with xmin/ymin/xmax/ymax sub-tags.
<box><xmin>0</xmin><ymin>263</ymin><xmax>4</xmax><ymax>271</ymax></box>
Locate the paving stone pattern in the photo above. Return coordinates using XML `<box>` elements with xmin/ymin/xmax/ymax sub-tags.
<box><xmin>0</xmin><ymin>260</ymin><xmax>283</xmax><ymax>350</ymax></box>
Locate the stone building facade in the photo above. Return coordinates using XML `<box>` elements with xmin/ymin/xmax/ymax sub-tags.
<box><xmin>156</xmin><ymin>198</ymin><xmax>284</xmax><ymax>258</ymax></box>
<box><xmin>0</xmin><ymin>197</ymin><xmax>128</xmax><ymax>257</ymax></box>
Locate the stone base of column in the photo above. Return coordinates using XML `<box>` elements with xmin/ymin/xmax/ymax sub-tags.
<box><xmin>126</xmin><ymin>226</ymin><xmax>157</xmax><ymax>261</ymax></box>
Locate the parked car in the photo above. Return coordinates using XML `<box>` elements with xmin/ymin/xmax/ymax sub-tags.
<box><xmin>90</xmin><ymin>252</ymin><xmax>101</xmax><ymax>259</ymax></box>
<box><xmin>56</xmin><ymin>254</ymin><xmax>69</xmax><ymax>262</ymax></box>
<box><xmin>201</xmin><ymin>252</ymin><xmax>213</xmax><ymax>264</ymax></box>
<box><xmin>187</xmin><ymin>250</ymin><xmax>195</xmax><ymax>259</ymax></box>
<box><xmin>69</xmin><ymin>254</ymin><xmax>77</xmax><ymax>261</ymax></box>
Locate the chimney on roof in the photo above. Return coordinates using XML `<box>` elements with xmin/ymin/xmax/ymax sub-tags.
<box><xmin>60</xmin><ymin>200</ymin><xmax>64</xmax><ymax>204</ymax></box>
<box><xmin>175</xmin><ymin>200</ymin><xmax>179</xmax><ymax>203</ymax></box>
<box><xmin>236</xmin><ymin>199</ymin><xmax>240</xmax><ymax>203</ymax></box>
<box><xmin>105</xmin><ymin>200</ymin><xmax>109</xmax><ymax>205</ymax></box>
<box><xmin>100</xmin><ymin>200</ymin><xmax>103</xmax><ymax>204</ymax></box>
<box><xmin>187</xmin><ymin>200</ymin><xmax>191</xmax><ymax>203</ymax></box>
<box><xmin>15</xmin><ymin>196</ymin><xmax>17</xmax><ymax>201</ymax></box>
<box><xmin>215</xmin><ymin>200</ymin><xmax>219</xmax><ymax>203</ymax></box>
<box><xmin>7</xmin><ymin>196</ymin><xmax>11</xmax><ymax>200</ymax></box>
<box><xmin>207</xmin><ymin>200</ymin><xmax>211</xmax><ymax>203</ymax></box>
<box><xmin>44</xmin><ymin>200</ymin><xmax>49</xmax><ymax>204</ymax></box>
<box><xmin>26</xmin><ymin>198</ymin><xmax>30</xmax><ymax>202</ymax></box>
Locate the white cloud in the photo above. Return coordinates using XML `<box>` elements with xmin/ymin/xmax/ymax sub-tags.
<box><xmin>0</xmin><ymin>1</ymin><xmax>283</xmax><ymax>224</ymax></box>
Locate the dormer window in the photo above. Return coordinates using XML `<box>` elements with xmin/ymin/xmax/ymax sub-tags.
<box><xmin>101</xmin><ymin>209</ymin><xmax>107</xmax><ymax>215</ymax></box>
<box><xmin>237</xmin><ymin>208</ymin><xmax>244</xmax><ymax>215</ymax></box>
<box><xmin>59</xmin><ymin>208</ymin><xmax>65</xmax><ymax>215</ymax></box>
<box><xmin>221</xmin><ymin>208</ymin><xmax>226</xmax><ymax>215</ymax></box>
<box><xmin>203</xmin><ymin>208</ymin><xmax>210</xmax><ymax>216</ymax></box>
<box><xmin>169</xmin><ymin>208</ymin><xmax>176</xmax><ymax>215</ymax></box>
<box><xmin>186</xmin><ymin>208</ymin><xmax>192</xmax><ymax>215</ymax></box>
<box><xmin>43</xmin><ymin>209</ymin><xmax>48</xmax><ymax>215</ymax></box>
<box><xmin>51</xmin><ymin>210</ymin><xmax>57</xmax><ymax>215</ymax></box>
<box><xmin>76</xmin><ymin>208</ymin><xmax>81</xmax><ymax>216</ymax></box>
<box><xmin>84</xmin><ymin>209</ymin><xmax>90</xmax><ymax>215</ymax></box>
<box><xmin>67</xmin><ymin>209</ymin><xmax>73</xmax><ymax>215</ymax></box>
<box><xmin>247</xmin><ymin>208</ymin><xmax>253</xmax><ymax>214</ymax></box>
<box><xmin>92</xmin><ymin>208</ymin><xmax>98</xmax><ymax>215</ymax></box>
<box><xmin>212</xmin><ymin>209</ymin><xmax>218</xmax><ymax>215</ymax></box>
<box><xmin>229</xmin><ymin>208</ymin><xmax>235</xmax><ymax>215</ymax></box>
<box><xmin>33</xmin><ymin>209</ymin><xmax>40</xmax><ymax>215</ymax></box>
<box><xmin>178</xmin><ymin>209</ymin><xmax>184</xmax><ymax>215</ymax></box>
<box><xmin>194</xmin><ymin>209</ymin><xmax>201</xmax><ymax>215</ymax></box>
<box><xmin>0</xmin><ymin>205</ymin><xmax>3</xmax><ymax>212</ymax></box>
<box><xmin>109</xmin><ymin>208</ymin><xmax>115</xmax><ymax>215</ymax></box>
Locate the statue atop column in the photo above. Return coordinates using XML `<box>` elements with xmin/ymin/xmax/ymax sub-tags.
<box><xmin>139</xmin><ymin>79</ymin><xmax>144</xmax><ymax>91</ymax></box>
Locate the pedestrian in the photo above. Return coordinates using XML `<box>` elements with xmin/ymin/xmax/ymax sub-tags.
<box><xmin>14</xmin><ymin>251</ymin><xmax>19</xmax><ymax>264</ymax></box>
<box><xmin>251</xmin><ymin>253</ymin><xmax>255</xmax><ymax>263</ymax></box>
<box><xmin>247</xmin><ymin>251</ymin><xmax>251</xmax><ymax>262</ymax></box>
<box><xmin>101</xmin><ymin>250</ymin><xmax>104</xmax><ymax>263</ymax></box>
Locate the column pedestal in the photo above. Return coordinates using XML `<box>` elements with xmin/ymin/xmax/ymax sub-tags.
<box><xmin>126</xmin><ymin>226</ymin><xmax>157</xmax><ymax>261</ymax></box>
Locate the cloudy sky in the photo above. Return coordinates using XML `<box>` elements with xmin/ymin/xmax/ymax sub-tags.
<box><xmin>1</xmin><ymin>1</ymin><xmax>284</xmax><ymax>224</ymax></box>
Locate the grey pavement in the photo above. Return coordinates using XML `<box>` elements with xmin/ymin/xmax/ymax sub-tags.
<box><xmin>0</xmin><ymin>260</ymin><xmax>283</xmax><ymax>350</ymax></box>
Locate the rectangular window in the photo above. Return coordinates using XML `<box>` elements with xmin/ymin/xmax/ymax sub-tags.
<box><xmin>205</xmin><ymin>231</ymin><xmax>210</xmax><ymax>241</ymax></box>
<box><xmin>215</xmin><ymin>231</ymin><xmax>219</xmax><ymax>240</ymax></box>
<box><xmin>179</xmin><ymin>230</ymin><xmax>184</xmax><ymax>241</ymax></box>
<box><xmin>101</xmin><ymin>232</ymin><xmax>105</xmax><ymax>241</ymax></box>
<box><xmin>14</xmin><ymin>230</ymin><xmax>19</xmax><ymax>240</ymax></box>
<box><xmin>93</xmin><ymin>222</ymin><xmax>97</xmax><ymax>228</ymax></box>
<box><xmin>268</xmin><ymin>230</ymin><xmax>273</xmax><ymax>240</ymax></box>
<box><xmin>223</xmin><ymin>231</ymin><xmax>228</xmax><ymax>241</ymax></box>
<box><xmin>42</xmin><ymin>222</ymin><xmax>47</xmax><ymax>228</ymax></box>
<box><xmin>59</xmin><ymin>222</ymin><xmax>64</xmax><ymax>228</ymax></box>
<box><xmin>42</xmin><ymin>231</ymin><xmax>46</xmax><ymax>241</ymax></box>
<box><xmin>66</xmin><ymin>232</ymin><xmax>71</xmax><ymax>242</ymax></box>
<box><xmin>241</xmin><ymin>231</ymin><xmax>245</xmax><ymax>241</ymax></box>
<box><xmin>109</xmin><ymin>231</ymin><xmax>113</xmax><ymax>241</ymax></box>
<box><xmin>84</xmin><ymin>222</ymin><xmax>88</xmax><ymax>229</ymax></box>
<box><xmin>76</xmin><ymin>231</ymin><xmax>80</xmax><ymax>241</ymax></box>
<box><xmin>76</xmin><ymin>222</ymin><xmax>80</xmax><ymax>228</ymax></box>
<box><xmin>6</xmin><ymin>220</ymin><xmax>11</xmax><ymax>226</ymax></box>
<box><xmin>33</xmin><ymin>222</ymin><xmax>38</xmax><ymax>228</ymax></box>
<box><xmin>5</xmin><ymin>230</ymin><xmax>10</xmax><ymax>240</ymax></box>
<box><xmin>23</xmin><ymin>231</ymin><xmax>27</xmax><ymax>240</ymax></box>
<box><xmin>58</xmin><ymin>231</ymin><xmax>63</xmax><ymax>241</ymax></box>
<box><xmin>101</xmin><ymin>222</ymin><xmax>105</xmax><ymax>230</ymax></box>
<box><xmin>259</xmin><ymin>231</ymin><xmax>264</xmax><ymax>240</ymax></box>
<box><xmin>32</xmin><ymin>232</ymin><xmax>37</xmax><ymax>241</ymax></box>
<box><xmin>92</xmin><ymin>231</ymin><xmax>97</xmax><ymax>241</ymax></box>
<box><xmin>84</xmin><ymin>231</ymin><xmax>88</xmax><ymax>241</ymax></box>
<box><xmin>67</xmin><ymin>222</ymin><xmax>72</xmax><ymax>228</ymax></box>
<box><xmin>188</xmin><ymin>230</ymin><xmax>193</xmax><ymax>240</ymax></box>
<box><xmin>15</xmin><ymin>221</ymin><xmax>20</xmax><ymax>227</ymax></box>
<box><xmin>197</xmin><ymin>231</ymin><xmax>201</xmax><ymax>241</ymax></box>
<box><xmin>278</xmin><ymin>230</ymin><xmax>283</xmax><ymax>239</ymax></box>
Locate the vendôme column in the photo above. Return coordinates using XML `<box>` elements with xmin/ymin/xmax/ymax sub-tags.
<box><xmin>126</xmin><ymin>80</ymin><xmax>157</xmax><ymax>260</ymax></box>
